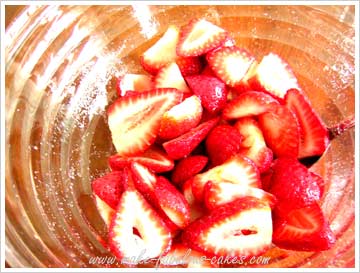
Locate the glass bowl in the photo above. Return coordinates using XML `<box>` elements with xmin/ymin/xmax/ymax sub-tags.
<box><xmin>5</xmin><ymin>5</ymin><xmax>356</xmax><ymax>268</ymax></box>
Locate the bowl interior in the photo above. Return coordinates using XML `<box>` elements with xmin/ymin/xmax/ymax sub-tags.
<box><xmin>5</xmin><ymin>5</ymin><xmax>355</xmax><ymax>268</ymax></box>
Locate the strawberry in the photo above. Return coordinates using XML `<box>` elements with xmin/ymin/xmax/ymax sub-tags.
<box><xmin>171</xmin><ymin>155</ymin><xmax>208</xmax><ymax>187</ymax></box>
<box><xmin>91</xmin><ymin>171</ymin><xmax>126</xmax><ymax>209</ymax></box>
<box><xmin>107</xmin><ymin>88</ymin><xmax>182</xmax><ymax>157</ymax></box>
<box><xmin>109</xmin><ymin>145</ymin><xmax>174</xmax><ymax>173</ymax></box>
<box><xmin>163</xmin><ymin>118</ymin><xmax>219</xmax><ymax>160</ymax></box>
<box><xmin>116</xmin><ymin>74</ymin><xmax>154</xmax><ymax>97</ymax></box>
<box><xmin>177</xmin><ymin>19</ymin><xmax>228</xmax><ymax>57</ymax></box>
<box><xmin>182</xmin><ymin>197</ymin><xmax>273</xmax><ymax>258</ymax></box>
<box><xmin>234</xmin><ymin>117</ymin><xmax>273</xmax><ymax>173</ymax></box>
<box><xmin>222</xmin><ymin>91</ymin><xmax>280</xmax><ymax>120</ymax></box>
<box><xmin>204</xmin><ymin>181</ymin><xmax>277</xmax><ymax>210</ymax></box>
<box><xmin>186</xmin><ymin>75</ymin><xmax>227</xmax><ymax>113</ymax></box>
<box><xmin>155</xmin><ymin>62</ymin><xmax>191</xmax><ymax>93</ymax></box>
<box><xmin>182</xmin><ymin>179</ymin><xmax>207</xmax><ymax>222</ymax></box>
<box><xmin>258</xmin><ymin>105</ymin><xmax>300</xmax><ymax>158</ymax></box>
<box><xmin>246</xmin><ymin>53</ymin><xmax>300</xmax><ymax>99</ymax></box>
<box><xmin>206</xmin><ymin>46</ymin><xmax>255</xmax><ymax>87</ymax></box>
<box><xmin>201</xmin><ymin>65</ymin><xmax>216</xmax><ymax>77</ymax></box>
<box><xmin>159</xmin><ymin>243</ymin><xmax>218</xmax><ymax>268</ymax></box>
<box><xmin>94</xmin><ymin>194</ymin><xmax>115</xmax><ymax>227</ymax></box>
<box><xmin>272</xmin><ymin>203</ymin><xmax>335</xmax><ymax>251</ymax></box>
<box><xmin>153</xmin><ymin>176</ymin><xmax>191</xmax><ymax>229</ymax></box>
<box><xmin>191</xmin><ymin>155</ymin><xmax>261</xmax><ymax>202</ymax></box>
<box><xmin>176</xmin><ymin>56</ymin><xmax>203</xmax><ymax>76</ymax></box>
<box><xmin>140</xmin><ymin>25</ymin><xmax>180</xmax><ymax>74</ymax></box>
<box><xmin>269</xmin><ymin>157</ymin><xmax>322</xmax><ymax>213</ymax></box>
<box><xmin>205</xmin><ymin>124</ymin><xmax>243</xmax><ymax>166</ymax></box>
<box><xmin>158</xmin><ymin>95</ymin><xmax>203</xmax><ymax>140</ymax></box>
<box><xmin>285</xmin><ymin>88</ymin><xmax>330</xmax><ymax>158</ymax></box>
<box><xmin>108</xmin><ymin>188</ymin><xmax>172</xmax><ymax>264</ymax></box>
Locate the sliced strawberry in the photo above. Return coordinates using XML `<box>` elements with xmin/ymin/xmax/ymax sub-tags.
<box><xmin>94</xmin><ymin>194</ymin><xmax>115</xmax><ymax>227</ymax></box>
<box><xmin>176</xmin><ymin>56</ymin><xmax>203</xmax><ymax>76</ymax></box>
<box><xmin>107</xmin><ymin>88</ymin><xmax>182</xmax><ymax>157</ymax></box>
<box><xmin>159</xmin><ymin>243</ymin><xmax>218</xmax><ymax>268</ymax></box>
<box><xmin>116</xmin><ymin>74</ymin><xmax>154</xmax><ymax>97</ymax></box>
<box><xmin>269</xmin><ymin>157</ymin><xmax>322</xmax><ymax>213</ymax></box>
<box><xmin>186</xmin><ymin>75</ymin><xmax>227</xmax><ymax>113</ymax></box>
<box><xmin>130</xmin><ymin>162</ymin><xmax>158</xmax><ymax>205</ymax></box>
<box><xmin>177</xmin><ymin>19</ymin><xmax>228</xmax><ymax>57</ymax></box>
<box><xmin>158</xmin><ymin>95</ymin><xmax>203</xmax><ymax>140</ymax></box>
<box><xmin>140</xmin><ymin>25</ymin><xmax>179</xmax><ymax>74</ymax></box>
<box><xmin>155</xmin><ymin>62</ymin><xmax>191</xmax><ymax>93</ymax></box>
<box><xmin>171</xmin><ymin>155</ymin><xmax>208</xmax><ymax>187</ymax></box>
<box><xmin>91</xmin><ymin>171</ymin><xmax>126</xmax><ymax>209</ymax></box>
<box><xmin>222</xmin><ymin>91</ymin><xmax>280</xmax><ymax>120</ymax></box>
<box><xmin>285</xmin><ymin>88</ymin><xmax>330</xmax><ymax>158</ymax></box>
<box><xmin>206</xmin><ymin>46</ymin><xmax>255</xmax><ymax>87</ymax></box>
<box><xmin>205</xmin><ymin>124</ymin><xmax>243</xmax><ymax>166</ymax></box>
<box><xmin>191</xmin><ymin>155</ymin><xmax>261</xmax><ymax>202</ymax></box>
<box><xmin>232</xmin><ymin>60</ymin><xmax>259</xmax><ymax>93</ymax></box>
<box><xmin>272</xmin><ymin>203</ymin><xmax>335</xmax><ymax>251</ymax></box>
<box><xmin>108</xmin><ymin>189</ymin><xmax>172</xmax><ymax>264</ymax></box>
<box><xmin>201</xmin><ymin>65</ymin><xmax>216</xmax><ymax>77</ymax></box>
<box><xmin>163</xmin><ymin>118</ymin><xmax>219</xmax><ymax>160</ymax></box>
<box><xmin>246</xmin><ymin>53</ymin><xmax>300</xmax><ymax>99</ymax></box>
<box><xmin>309</xmin><ymin>172</ymin><xmax>325</xmax><ymax>199</ymax></box>
<box><xmin>109</xmin><ymin>145</ymin><xmax>174</xmax><ymax>173</ymax></box>
<box><xmin>154</xmin><ymin>176</ymin><xmax>190</xmax><ymax>229</ymax></box>
<box><xmin>260</xmin><ymin>167</ymin><xmax>274</xmax><ymax>192</ymax></box>
<box><xmin>258</xmin><ymin>105</ymin><xmax>300</xmax><ymax>158</ymax></box>
<box><xmin>204</xmin><ymin>181</ymin><xmax>277</xmax><ymax>210</ymax></box>
<box><xmin>234</xmin><ymin>117</ymin><xmax>273</xmax><ymax>173</ymax></box>
<box><xmin>182</xmin><ymin>197</ymin><xmax>273</xmax><ymax>258</ymax></box>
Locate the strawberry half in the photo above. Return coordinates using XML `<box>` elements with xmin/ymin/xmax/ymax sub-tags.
<box><xmin>182</xmin><ymin>197</ymin><xmax>273</xmax><ymax>258</ymax></box>
<box><xmin>272</xmin><ymin>203</ymin><xmax>335</xmax><ymax>251</ymax></box>
<box><xmin>177</xmin><ymin>19</ymin><xmax>228</xmax><ymax>57</ymax></box>
<box><xmin>91</xmin><ymin>171</ymin><xmax>126</xmax><ymax>209</ymax></box>
<box><xmin>155</xmin><ymin>62</ymin><xmax>191</xmax><ymax>93</ymax></box>
<box><xmin>140</xmin><ymin>25</ymin><xmax>179</xmax><ymax>74</ymax></box>
<box><xmin>186</xmin><ymin>75</ymin><xmax>227</xmax><ymax>113</ymax></box>
<box><xmin>258</xmin><ymin>105</ymin><xmax>300</xmax><ymax>158</ymax></box>
<box><xmin>171</xmin><ymin>155</ymin><xmax>208</xmax><ymax>187</ymax></box>
<box><xmin>107</xmin><ymin>88</ymin><xmax>182</xmax><ymax>157</ymax></box>
<box><xmin>109</xmin><ymin>145</ymin><xmax>174</xmax><ymax>173</ymax></box>
<box><xmin>269</xmin><ymin>157</ymin><xmax>323</xmax><ymax>212</ymax></box>
<box><xmin>116</xmin><ymin>74</ymin><xmax>154</xmax><ymax>97</ymax></box>
<box><xmin>108</xmin><ymin>188</ymin><xmax>172</xmax><ymax>264</ymax></box>
<box><xmin>163</xmin><ymin>117</ymin><xmax>219</xmax><ymax>160</ymax></box>
<box><xmin>191</xmin><ymin>154</ymin><xmax>261</xmax><ymax>202</ymax></box>
<box><xmin>234</xmin><ymin>117</ymin><xmax>273</xmax><ymax>173</ymax></box>
<box><xmin>158</xmin><ymin>95</ymin><xmax>203</xmax><ymax>140</ymax></box>
<box><xmin>206</xmin><ymin>46</ymin><xmax>255</xmax><ymax>87</ymax></box>
<box><xmin>222</xmin><ymin>91</ymin><xmax>280</xmax><ymax>120</ymax></box>
<box><xmin>205</xmin><ymin>124</ymin><xmax>243</xmax><ymax>166</ymax></box>
<box><xmin>285</xmin><ymin>88</ymin><xmax>330</xmax><ymax>158</ymax></box>
<box><xmin>153</xmin><ymin>176</ymin><xmax>191</xmax><ymax>229</ymax></box>
<box><xmin>204</xmin><ymin>181</ymin><xmax>277</xmax><ymax>210</ymax></box>
<box><xmin>247</xmin><ymin>53</ymin><xmax>300</xmax><ymax>99</ymax></box>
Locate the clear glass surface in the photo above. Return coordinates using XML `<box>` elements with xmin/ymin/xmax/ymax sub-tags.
<box><xmin>5</xmin><ymin>5</ymin><xmax>355</xmax><ymax>268</ymax></box>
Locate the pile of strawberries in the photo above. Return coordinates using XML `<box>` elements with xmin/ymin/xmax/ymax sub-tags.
<box><xmin>91</xmin><ymin>19</ymin><xmax>335</xmax><ymax>267</ymax></box>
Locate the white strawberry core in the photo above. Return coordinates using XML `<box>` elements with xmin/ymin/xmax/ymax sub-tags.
<box><xmin>212</xmin><ymin>182</ymin><xmax>267</xmax><ymax>206</ymax></box>
<box><xmin>201</xmin><ymin>207</ymin><xmax>272</xmax><ymax>257</ymax></box>
<box><xmin>255</xmin><ymin>53</ymin><xmax>299</xmax><ymax>98</ymax></box>
<box><xmin>111</xmin><ymin>191</ymin><xmax>169</xmax><ymax>263</ymax></box>
<box><xmin>132</xmin><ymin>162</ymin><xmax>156</xmax><ymax>188</ymax></box>
<box><xmin>156</xmin><ymin>62</ymin><xmax>190</xmax><ymax>93</ymax></box>
<box><xmin>182</xmin><ymin>20</ymin><xmax>225</xmax><ymax>52</ymax></box>
<box><xmin>120</xmin><ymin>74</ymin><xmax>153</xmax><ymax>96</ymax></box>
<box><xmin>166</xmin><ymin>95</ymin><xmax>201</xmax><ymax>119</ymax></box>
<box><xmin>222</xmin><ymin>54</ymin><xmax>253</xmax><ymax>84</ymax></box>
